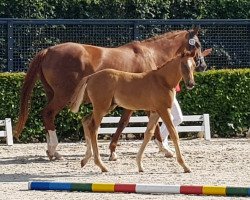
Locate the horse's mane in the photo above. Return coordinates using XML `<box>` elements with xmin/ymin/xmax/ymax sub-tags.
<box><xmin>122</xmin><ymin>30</ymin><xmax>187</xmax><ymax>47</ymax></box>
<box><xmin>141</xmin><ymin>30</ymin><xmax>187</xmax><ymax>43</ymax></box>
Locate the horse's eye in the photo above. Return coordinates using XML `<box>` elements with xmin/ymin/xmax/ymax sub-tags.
<box><xmin>195</xmin><ymin>42</ymin><xmax>200</xmax><ymax>48</ymax></box>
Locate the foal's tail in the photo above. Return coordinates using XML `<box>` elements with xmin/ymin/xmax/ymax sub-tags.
<box><xmin>14</xmin><ymin>49</ymin><xmax>48</xmax><ymax>139</ymax></box>
<box><xmin>69</xmin><ymin>76</ymin><xmax>89</xmax><ymax>113</ymax></box>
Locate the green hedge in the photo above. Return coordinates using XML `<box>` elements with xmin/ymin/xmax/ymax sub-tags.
<box><xmin>178</xmin><ymin>69</ymin><xmax>250</xmax><ymax>137</ymax></box>
<box><xmin>0</xmin><ymin>69</ymin><xmax>249</xmax><ymax>142</ymax></box>
<box><xmin>0</xmin><ymin>0</ymin><xmax>249</xmax><ymax>19</ymax></box>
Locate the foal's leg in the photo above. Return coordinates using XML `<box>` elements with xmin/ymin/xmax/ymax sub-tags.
<box><xmin>80</xmin><ymin>115</ymin><xmax>93</xmax><ymax>167</ymax></box>
<box><xmin>85</xmin><ymin>111</ymin><xmax>108</xmax><ymax>172</ymax></box>
<box><xmin>146</xmin><ymin>111</ymin><xmax>174</xmax><ymax>157</ymax></box>
<box><xmin>158</xmin><ymin>109</ymin><xmax>191</xmax><ymax>173</ymax></box>
<box><xmin>145</xmin><ymin>111</ymin><xmax>163</xmax><ymax>143</ymax></box>
<box><xmin>109</xmin><ymin>109</ymin><xmax>133</xmax><ymax>161</ymax></box>
<box><xmin>136</xmin><ymin>112</ymin><xmax>159</xmax><ymax>172</ymax></box>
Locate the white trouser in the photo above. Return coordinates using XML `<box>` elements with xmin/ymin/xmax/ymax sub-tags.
<box><xmin>160</xmin><ymin>96</ymin><xmax>183</xmax><ymax>143</ymax></box>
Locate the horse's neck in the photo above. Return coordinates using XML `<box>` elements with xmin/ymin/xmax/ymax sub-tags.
<box><xmin>154</xmin><ymin>58</ymin><xmax>182</xmax><ymax>89</ymax></box>
<box><xmin>142</xmin><ymin>32</ymin><xmax>187</xmax><ymax>67</ymax></box>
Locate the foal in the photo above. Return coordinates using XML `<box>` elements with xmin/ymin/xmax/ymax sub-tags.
<box><xmin>70</xmin><ymin>50</ymin><xmax>198</xmax><ymax>173</ymax></box>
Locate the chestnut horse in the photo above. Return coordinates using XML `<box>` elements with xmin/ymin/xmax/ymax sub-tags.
<box><xmin>69</xmin><ymin>49</ymin><xmax>205</xmax><ymax>173</ymax></box>
<box><xmin>14</xmin><ymin>26</ymin><xmax>209</xmax><ymax>161</ymax></box>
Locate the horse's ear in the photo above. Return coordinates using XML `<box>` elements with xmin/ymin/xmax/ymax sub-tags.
<box><xmin>202</xmin><ymin>48</ymin><xmax>213</xmax><ymax>57</ymax></box>
<box><xmin>190</xmin><ymin>49</ymin><xmax>196</xmax><ymax>57</ymax></box>
<box><xmin>192</xmin><ymin>25</ymin><xmax>200</xmax><ymax>35</ymax></box>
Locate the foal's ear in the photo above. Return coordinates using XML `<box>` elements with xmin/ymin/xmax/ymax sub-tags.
<box><xmin>188</xmin><ymin>49</ymin><xmax>196</xmax><ymax>58</ymax></box>
<box><xmin>202</xmin><ymin>48</ymin><xmax>213</xmax><ymax>57</ymax></box>
<box><xmin>183</xmin><ymin>49</ymin><xmax>196</xmax><ymax>57</ymax></box>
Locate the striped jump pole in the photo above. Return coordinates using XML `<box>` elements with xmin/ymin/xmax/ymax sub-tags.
<box><xmin>28</xmin><ymin>181</ymin><xmax>250</xmax><ymax>197</ymax></box>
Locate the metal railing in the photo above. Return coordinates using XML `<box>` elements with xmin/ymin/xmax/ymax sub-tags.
<box><xmin>0</xmin><ymin>19</ymin><xmax>249</xmax><ymax>72</ymax></box>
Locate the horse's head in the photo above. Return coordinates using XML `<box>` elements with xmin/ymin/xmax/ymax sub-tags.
<box><xmin>186</xmin><ymin>26</ymin><xmax>212</xmax><ymax>72</ymax></box>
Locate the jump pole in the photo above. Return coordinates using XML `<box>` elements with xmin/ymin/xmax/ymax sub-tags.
<box><xmin>28</xmin><ymin>181</ymin><xmax>250</xmax><ymax>197</ymax></box>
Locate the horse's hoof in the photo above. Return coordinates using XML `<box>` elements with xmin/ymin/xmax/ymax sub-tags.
<box><xmin>13</xmin><ymin>136</ymin><xmax>21</xmax><ymax>143</ymax></box>
<box><xmin>108</xmin><ymin>152</ymin><xmax>118</xmax><ymax>161</ymax></box>
<box><xmin>139</xmin><ymin>168</ymin><xmax>144</xmax><ymax>173</ymax></box>
<box><xmin>54</xmin><ymin>152</ymin><xmax>65</xmax><ymax>160</ymax></box>
<box><xmin>46</xmin><ymin>150</ymin><xmax>54</xmax><ymax>161</ymax></box>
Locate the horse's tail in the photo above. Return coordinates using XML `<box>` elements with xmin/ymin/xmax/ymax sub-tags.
<box><xmin>14</xmin><ymin>49</ymin><xmax>48</xmax><ymax>139</ymax></box>
<box><xmin>69</xmin><ymin>76</ymin><xmax>89</xmax><ymax>113</ymax></box>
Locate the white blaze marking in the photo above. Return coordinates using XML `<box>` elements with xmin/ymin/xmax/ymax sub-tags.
<box><xmin>187</xmin><ymin>59</ymin><xmax>193</xmax><ymax>70</ymax></box>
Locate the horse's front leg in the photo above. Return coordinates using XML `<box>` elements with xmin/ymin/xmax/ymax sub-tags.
<box><xmin>109</xmin><ymin>109</ymin><xmax>133</xmax><ymax>161</ymax></box>
<box><xmin>136</xmin><ymin>112</ymin><xmax>159</xmax><ymax>172</ymax></box>
<box><xmin>158</xmin><ymin>109</ymin><xmax>191</xmax><ymax>173</ymax></box>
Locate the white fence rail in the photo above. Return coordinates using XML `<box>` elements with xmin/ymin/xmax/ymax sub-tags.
<box><xmin>100</xmin><ymin>114</ymin><xmax>211</xmax><ymax>140</ymax></box>
<box><xmin>0</xmin><ymin>118</ymin><xmax>13</xmax><ymax>145</ymax></box>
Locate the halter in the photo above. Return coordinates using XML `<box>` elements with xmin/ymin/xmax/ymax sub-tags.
<box><xmin>188</xmin><ymin>31</ymin><xmax>204</xmax><ymax>68</ymax></box>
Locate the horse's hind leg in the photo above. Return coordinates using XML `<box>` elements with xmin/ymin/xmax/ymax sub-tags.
<box><xmin>39</xmin><ymin>73</ymin><xmax>65</xmax><ymax>160</ymax></box>
<box><xmin>158</xmin><ymin>109</ymin><xmax>191</xmax><ymax>173</ymax></box>
<box><xmin>109</xmin><ymin>109</ymin><xmax>133</xmax><ymax>161</ymax></box>
<box><xmin>136</xmin><ymin>112</ymin><xmax>159</xmax><ymax>172</ymax></box>
<box><xmin>42</xmin><ymin>97</ymin><xmax>66</xmax><ymax>160</ymax></box>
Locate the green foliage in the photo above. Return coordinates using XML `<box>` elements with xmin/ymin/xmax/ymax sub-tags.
<box><xmin>0</xmin><ymin>0</ymin><xmax>249</xmax><ymax>19</ymax></box>
<box><xmin>0</xmin><ymin>0</ymin><xmax>55</xmax><ymax>18</ymax></box>
<box><xmin>178</xmin><ymin>68</ymin><xmax>250</xmax><ymax>137</ymax></box>
<box><xmin>200</xmin><ymin>0</ymin><xmax>250</xmax><ymax>19</ymax></box>
<box><xmin>0</xmin><ymin>69</ymin><xmax>249</xmax><ymax>142</ymax></box>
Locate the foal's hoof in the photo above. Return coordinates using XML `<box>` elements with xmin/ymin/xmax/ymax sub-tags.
<box><xmin>184</xmin><ymin>168</ymin><xmax>191</xmax><ymax>173</ymax></box>
<box><xmin>108</xmin><ymin>152</ymin><xmax>118</xmax><ymax>161</ymax></box>
<box><xmin>81</xmin><ymin>159</ymin><xmax>88</xmax><ymax>168</ymax></box>
<box><xmin>101</xmin><ymin>167</ymin><xmax>109</xmax><ymax>173</ymax></box>
<box><xmin>138</xmin><ymin>168</ymin><xmax>144</xmax><ymax>173</ymax></box>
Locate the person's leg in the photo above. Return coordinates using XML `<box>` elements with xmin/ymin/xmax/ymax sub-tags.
<box><xmin>162</xmin><ymin>97</ymin><xmax>183</xmax><ymax>143</ymax></box>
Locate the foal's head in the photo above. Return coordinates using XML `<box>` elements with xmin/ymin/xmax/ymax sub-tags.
<box><xmin>180</xmin><ymin>50</ymin><xmax>197</xmax><ymax>90</ymax></box>
<box><xmin>180</xmin><ymin>45</ymin><xmax>212</xmax><ymax>90</ymax></box>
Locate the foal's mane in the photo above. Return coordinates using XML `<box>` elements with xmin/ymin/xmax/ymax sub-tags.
<box><xmin>157</xmin><ymin>53</ymin><xmax>183</xmax><ymax>70</ymax></box>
